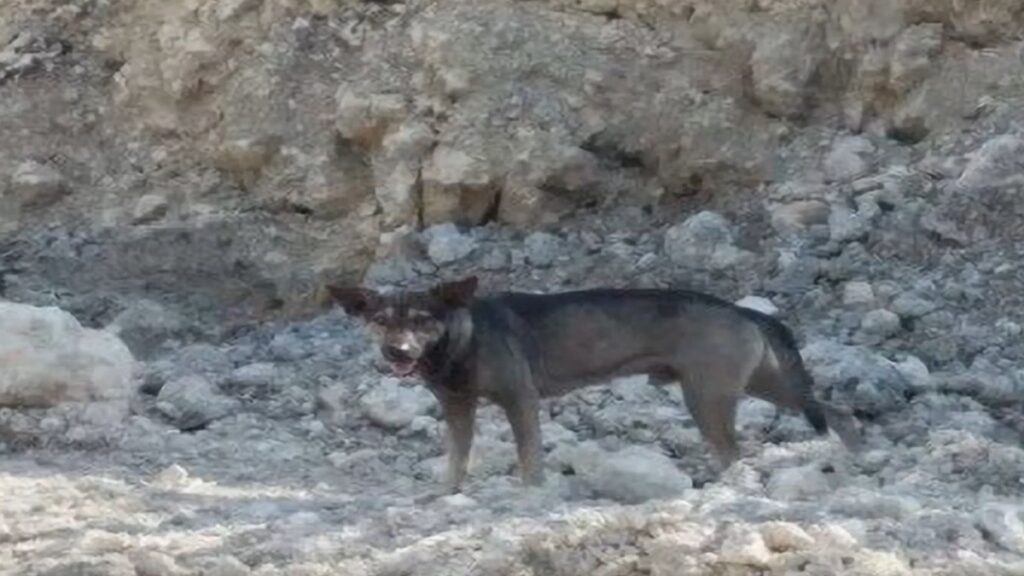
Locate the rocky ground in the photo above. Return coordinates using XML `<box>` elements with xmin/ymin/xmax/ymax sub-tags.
<box><xmin>4</xmin><ymin>0</ymin><xmax>1024</xmax><ymax>574</ymax></box>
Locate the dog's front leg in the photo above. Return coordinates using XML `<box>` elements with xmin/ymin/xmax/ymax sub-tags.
<box><xmin>440</xmin><ymin>396</ymin><xmax>476</xmax><ymax>493</ymax></box>
<box><xmin>502</xmin><ymin>393</ymin><xmax>545</xmax><ymax>487</ymax></box>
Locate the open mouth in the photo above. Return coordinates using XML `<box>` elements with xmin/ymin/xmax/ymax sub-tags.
<box><xmin>376</xmin><ymin>359</ymin><xmax>417</xmax><ymax>377</ymax></box>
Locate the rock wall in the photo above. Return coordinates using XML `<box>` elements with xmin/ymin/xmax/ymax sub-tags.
<box><xmin>2</xmin><ymin>0</ymin><xmax>1023</xmax><ymax>339</ymax></box>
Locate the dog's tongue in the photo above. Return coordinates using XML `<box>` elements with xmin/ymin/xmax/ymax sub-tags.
<box><xmin>390</xmin><ymin>362</ymin><xmax>417</xmax><ymax>377</ymax></box>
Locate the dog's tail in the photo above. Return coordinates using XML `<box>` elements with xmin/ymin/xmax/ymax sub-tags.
<box><xmin>751</xmin><ymin>312</ymin><xmax>863</xmax><ymax>452</ymax></box>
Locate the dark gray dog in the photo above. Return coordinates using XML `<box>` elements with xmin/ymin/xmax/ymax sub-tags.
<box><xmin>327</xmin><ymin>277</ymin><xmax>862</xmax><ymax>492</ymax></box>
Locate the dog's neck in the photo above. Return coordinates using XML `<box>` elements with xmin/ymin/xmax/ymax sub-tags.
<box><xmin>418</xmin><ymin>307</ymin><xmax>474</xmax><ymax>383</ymax></box>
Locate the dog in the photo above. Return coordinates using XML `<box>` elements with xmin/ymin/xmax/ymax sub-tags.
<box><xmin>326</xmin><ymin>276</ymin><xmax>862</xmax><ymax>492</ymax></box>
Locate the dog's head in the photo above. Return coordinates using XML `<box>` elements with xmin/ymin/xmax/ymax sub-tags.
<box><xmin>324</xmin><ymin>276</ymin><xmax>478</xmax><ymax>377</ymax></box>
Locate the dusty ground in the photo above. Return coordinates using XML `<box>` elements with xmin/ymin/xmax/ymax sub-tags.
<box><xmin>4</xmin><ymin>0</ymin><xmax>1024</xmax><ymax>575</ymax></box>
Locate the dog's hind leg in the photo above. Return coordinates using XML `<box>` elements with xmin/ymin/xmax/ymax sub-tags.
<box><xmin>681</xmin><ymin>383</ymin><xmax>741</xmax><ymax>469</ymax></box>
<box><xmin>502</xmin><ymin>392</ymin><xmax>545</xmax><ymax>487</ymax></box>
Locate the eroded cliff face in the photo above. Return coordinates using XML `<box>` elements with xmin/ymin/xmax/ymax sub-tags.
<box><xmin>2</xmin><ymin>0</ymin><xmax>1023</xmax><ymax>331</ymax></box>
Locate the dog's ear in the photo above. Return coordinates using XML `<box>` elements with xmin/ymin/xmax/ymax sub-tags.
<box><xmin>432</xmin><ymin>276</ymin><xmax>478</xmax><ymax>308</ymax></box>
<box><xmin>324</xmin><ymin>285</ymin><xmax>380</xmax><ymax>318</ymax></box>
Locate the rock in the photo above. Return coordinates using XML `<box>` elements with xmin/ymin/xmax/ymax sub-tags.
<box><xmin>889</xmin><ymin>24</ymin><xmax>943</xmax><ymax>94</ymax></box>
<box><xmin>770</xmin><ymin>200</ymin><xmax>830</xmax><ymax>236</ymax></box>
<box><xmin>801</xmin><ymin>340</ymin><xmax>912</xmax><ymax>414</ymax></box>
<box><xmin>855</xmin><ymin>309</ymin><xmax>901</xmax><ymax>344</ymax></box>
<box><xmin>359</xmin><ymin>378</ymin><xmax>436</xmax><ymax>430</ymax></box>
<box><xmin>129</xmin><ymin>550</ymin><xmax>185</xmax><ymax>576</ymax></box>
<box><xmin>749</xmin><ymin>20</ymin><xmax>824</xmax><ymax>119</ymax></box>
<box><xmin>767</xmin><ymin>465</ymin><xmax>831</xmax><ymax>501</ymax></box>
<box><xmin>957</xmin><ymin>134</ymin><xmax>1024</xmax><ymax>193</ymax></box>
<box><xmin>156</xmin><ymin>375</ymin><xmax>239</xmax><ymax>430</ymax></box>
<box><xmin>131</xmin><ymin>194</ymin><xmax>170</xmax><ymax>226</ymax></box>
<box><xmin>154</xmin><ymin>464</ymin><xmax>190</xmax><ymax>489</ymax></box>
<box><xmin>174</xmin><ymin>344</ymin><xmax>233</xmax><ymax>378</ymax></box>
<box><xmin>424</xmin><ymin>223</ymin><xmax>476</xmax><ymax>265</ymax></box>
<box><xmin>225</xmin><ymin>362</ymin><xmax>278</xmax><ymax>392</ymax></box>
<box><xmin>842</xmin><ymin>281</ymin><xmax>876</xmax><ymax>309</ymax></box>
<box><xmin>373</xmin><ymin>121</ymin><xmax>434</xmax><ymax>226</ymax></box>
<box><xmin>557</xmin><ymin>442</ymin><xmax>692</xmax><ymax>504</ymax></box>
<box><xmin>664</xmin><ymin>211</ymin><xmax>753</xmax><ymax>271</ymax></box>
<box><xmin>7</xmin><ymin>160</ymin><xmax>67</xmax><ymax>209</ymax></box>
<box><xmin>734</xmin><ymin>296</ymin><xmax>779</xmax><ymax>316</ymax></box>
<box><xmin>894</xmin><ymin>355</ymin><xmax>931</xmax><ymax>391</ymax></box>
<box><xmin>107</xmin><ymin>299</ymin><xmax>190</xmax><ymax>359</ymax></box>
<box><xmin>976</xmin><ymin>505</ymin><xmax>1024</xmax><ymax>554</ymax></box>
<box><xmin>197</xmin><ymin>555</ymin><xmax>251</xmax><ymax>576</ymax></box>
<box><xmin>269</xmin><ymin>332</ymin><xmax>312</xmax><ymax>362</ymax></box>
<box><xmin>421</xmin><ymin>145</ymin><xmax>498</xmax><ymax>225</ymax></box>
<box><xmin>213</xmin><ymin>136</ymin><xmax>282</xmax><ymax>187</ymax></box>
<box><xmin>0</xmin><ymin>301</ymin><xmax>135</xmax><ymax>408</ymax></box>
<box><xmin>524</xmin><ymin>232</ymin><xmax>562</xmax><ymax>268</ymax></box>
<box><xmin>891</xmin><ymin>291</ymin><xmax>938</xmax><ymax>318</ymax></box>
<box><xmin>759</xmin><ymin>522</ymin><xmax>815</xmax><ymax>552</ymax></box>
<box><xmin>824</xmin><ymin>136</ymin><xmax>875</xmax><ymax>183</ymax></box>
<box><xmin>718</xmin><ymin>525</ymin><xmax>773</xmax><ymax>568</ymax></box>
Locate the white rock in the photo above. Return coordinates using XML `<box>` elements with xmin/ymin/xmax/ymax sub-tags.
<box><xmin>842</xmin><ymin>281</ymin><xmax>876</xmax><ymax>308</ymax></box>
<box><xmin>957</xmin><ymin>134</ymin><xmax>1024</xmax><ymax>193</ymax></box>
<box><xmin>129</xmin><ymin>550</ymin><xmax>185</xmax><ymax>576</ymax></box>
<box><xmin>760</xmin><ymin>521</ymin><xmax>815</xmax><ymax>552</ymax></box>
<box><xmin>359</xmin><ymin>378</ymin><xmax>435</xmax><ymax>430</ymax></box>
<box><xmin>734</xmin><ymin>296</ymin><xmax>779</xmax><ymax>316</ymax></box>
<box><xmin>8</xmin><ymin>160</ymin><xmax>67</xmax><ymax>208</ymax></box>
<box><xmin>424</xmin><ymin>223</ymin><xmax>476</xmax><ymax>265</ymax></box>
<box><xmin>719</xmin><ymin>525</ymin><xmax>773</xmax><ymax>568</ymax></box>
<box><xmin>0</xmin><ymin>301</ymin><xmax>135</xmax><ymax>408</ymax></box>
<box><xmin>766</xmin><ymin>464</ymin><xmax>831</xmax><ymax>500</ymax></box>
<box><xmin>664</xmin><ymin>211</ymin><xmax>753</xmax><ymax>271</ymax></box>
<box><xmin>561</xmin><ymin>442</ymin><xmax>692</xmax><ymax>504</ymax></box>
<box><xmin>156</xmin><ymin>375</ymin><xmax>238</xmax><ymax>430</ymax></box>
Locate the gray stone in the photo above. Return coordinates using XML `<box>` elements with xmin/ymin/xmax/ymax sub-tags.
<box><xmin>107</xmin><ymin>299</ymin><xmax>190</xmax><ymax>359</ymax></box>
<box><xmin>555</xmin><ymin>442</ymin><xmax>692</xmax><ymax>504</ymax></box>
<box><xmin>359</xmin><ymin>378</ymin><xmax>436</xmax><ymax>430</ymax></box>
<box><xmin>156</xmin><ymin>375</ymin><xmax>239</xmax><ymax>430</ymax></box>
<box><xmin>226</xmin><ymin>362</ymin><xmax>278</xmax><ymax>392</ymax></box>
<box><xmin>749</xmin><ymin>20</ymin><xmax>824</xmax><ymax>119</ymax></box>
<box><xmin>7</xmin><ymin>160</ymin><xmax>67</xmax><ymax>209</ymax></box>
<box><xmin>664</xmin><ymin>211</ymin><xmax>753</xmax><ymax>271</ymax></box>
<box><xmin>524</xmin><ymin>232</ymin><xmax>561</xmax><ymax>268</ymax></box>
<box><xmin>891</xmin><ymin>291</ymin><xmax>939</xmax><ymax>318</ymax></box>
<box><xmin>424</xmin><ymin>223</ymin><xmax>476</xmax><ymax>265</ymax></box>
<box><xmin>131</xmin><ymin>193</ymin><xmax>170</xmax><ymax>224</ymax></box>
<box><xmin>957</xmin><ymin>134</ymin><xmax>1024</xmax><ymax>193</ymax></box>
<box><xmin>824</xmin><ymin>136</ymin><xmax>875</xmax><ymax>182</ymax></box>
<box><xmin>801</xmin><ymin>340</ymin><xmax>912</xmax><ymax>414</ymax></box>
<box><xmin>855</xmin><ymin>309</ymin><xmax>901</xmax><ymax>344</ymax></box>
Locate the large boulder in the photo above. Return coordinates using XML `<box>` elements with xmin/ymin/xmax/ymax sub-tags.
<box><xmin>0</xmin><ymin>301</ymin><xmax>135</xmax><ymax>408</ymax></box>
<box><xmin>0</xmin><ymin>301</ymin><xmax>136</xmax><ymax>447</ymax></box>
